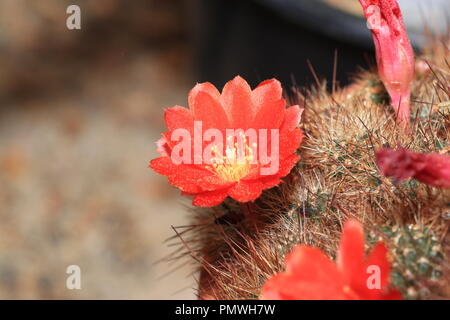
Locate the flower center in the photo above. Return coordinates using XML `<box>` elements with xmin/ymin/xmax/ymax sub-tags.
<box><xmin>207</xmin><ymin>135</ymin><xmax>256</xmax><ymax>183</ymax></box>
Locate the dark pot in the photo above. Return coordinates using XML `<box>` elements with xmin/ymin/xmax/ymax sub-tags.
<box><xmin>190</xmin><ymin>0</ymin><xmax>449</xmax><ymax>89</ymax></box>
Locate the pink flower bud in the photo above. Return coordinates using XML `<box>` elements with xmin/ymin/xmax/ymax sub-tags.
<box><xmin>359</xmin><ymin>0</ymin><xmax>415</xmax><ymax>125</ymax></box>
<box><xmin>376</xmin><ymin>148</ymin><xmax>450</xmax><ymax>189</ymax></box>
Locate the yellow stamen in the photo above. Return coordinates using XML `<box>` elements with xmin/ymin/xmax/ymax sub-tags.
<box><xmin>206</xmin><ymin>133</ymin><xmax>256</xmax><ymax>182</ymax></box>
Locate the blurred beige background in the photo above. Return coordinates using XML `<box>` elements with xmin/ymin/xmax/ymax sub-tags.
<box><xmin>0</xmin><ymin>0</ymin><xmax>196</xmax><ymax>299</ymax></box>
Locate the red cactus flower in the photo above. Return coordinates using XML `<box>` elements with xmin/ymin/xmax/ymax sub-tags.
<box><xmin>260</xmin><ymin>219</ymin><xmax>402</xmax><ymax>300</ymax></box>
<box><xmin>149</xmin><ymin>76</ymin><xmax>304</xmax><ymax>207</ymax></box>
<box><xmin>376</xmin><ymin>148</ymin><xmax>450</xmax><ymax>188</ymax></box>
<box><xmin>359</xmin><ymin>0</ymin><xmax>415</xmax><ymax>125</ymax></box>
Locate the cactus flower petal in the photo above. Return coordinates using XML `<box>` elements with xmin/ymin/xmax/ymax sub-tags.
<box><xmin>260</xmin><ymin>219</ymin><xmax>402</xmax><ymax>300</ymax></box>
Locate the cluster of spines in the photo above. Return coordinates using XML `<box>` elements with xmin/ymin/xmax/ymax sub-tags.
<box><xmin>370</xmin><ymin>224</ymin><xmax>444</xmax><ymax>299</ymax></box>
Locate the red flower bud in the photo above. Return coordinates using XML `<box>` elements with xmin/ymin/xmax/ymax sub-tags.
<box><xmin>376</xmin><ymin>148</ymin><xmax>450</xmax><ymax>188</ymax></box>
<box><xmin>359</xmin><ymin>0</ymin><xmax>415</xmax><ymax>125</ymax></box>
